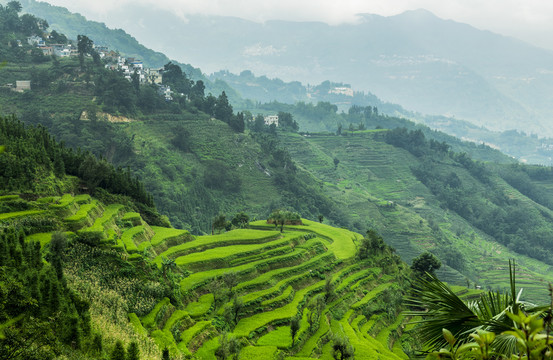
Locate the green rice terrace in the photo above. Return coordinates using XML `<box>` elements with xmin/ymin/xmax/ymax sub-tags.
<box><xmin>0</xmin><ymin>192</ymin><xmax>417</xmax><ymax>359</ymax></box>
<box><xmin>279</xmin><ymin>131</ymin><xmax>553</xmax><ymax>303</ymax></box>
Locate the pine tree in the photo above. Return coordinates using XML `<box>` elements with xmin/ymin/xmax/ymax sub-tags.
<box><xmin>127</xmin><ymin>341</ymin><xmax>140</xmax><ymax>360</ymax></box>
<box><xmin>111</xmin><ymin>340</ymin><xmax>126</xmax><ymax>360</ymax></box>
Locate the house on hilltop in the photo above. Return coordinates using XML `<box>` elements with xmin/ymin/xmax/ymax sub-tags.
<box><xmin>264</xmin><ymin>115</ymin><xmax>279</xmax><ymax>126</ymax></box>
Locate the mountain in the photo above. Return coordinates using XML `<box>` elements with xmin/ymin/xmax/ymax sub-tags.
<box><xmin>65</xmin><ymin>6</ymin><xmax>553</xmax><ymax>136</ymax></box>
<box><xmin>16</xmin><ymin>0</ymin><xmax>553</xmax><ymax>165</ymax></box>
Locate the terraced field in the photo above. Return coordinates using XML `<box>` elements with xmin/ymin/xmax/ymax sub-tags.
<box><xmin>280</xmin><ymin>132</ymin><xmax>553</xmax><ymax>303</ymax></box>
<box><xmin>1</xmin><ymin>192</ymin><xmax>410</xmax><ymax>359</ymax></box>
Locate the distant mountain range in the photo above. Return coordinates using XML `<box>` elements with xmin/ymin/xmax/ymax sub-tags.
<box><xmin>55</xmin><ymin>6</ymin><xmax>553</xmax><ymax>136</ymax></box>
<box><xmin>11</xmin><ymin>0</ymin><xmax>553</xmax><ymax>164</ymax></box>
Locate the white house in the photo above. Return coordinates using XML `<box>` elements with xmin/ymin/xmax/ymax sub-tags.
<box><xmin>14</xmin><ymin>80</ymin><xmax>31</xmax><ymax>92</ymax></box>
<box><xmin>264</xmin><ymin>115</ymin><xmax>279</xmax><ymax>126</ymax></box>
<box><xmin>329</xmin><ymin>86</ymin><xmax>354</xmax><ymax>97</ymax></box>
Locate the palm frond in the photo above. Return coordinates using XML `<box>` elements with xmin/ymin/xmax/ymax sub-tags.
<box><xmin>406</xmin><ymin>273</ymin><xmax>481</xmax><ymax>349</ymax></box>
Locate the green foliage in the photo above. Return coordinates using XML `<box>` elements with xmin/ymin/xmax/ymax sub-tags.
<box><xmin>110</xmin><ymin>340</ymin><xmax>126</xmax><ymax>360</ymax></box>
<box><xmin>127</xmin><ymin>341</ymin><xmax>140</xmax><ymax>360</ymax></box>
<box><xmin>411</xmin><ymin>252</ymin><xmax>442</xmax><ymax>276</ymax></box>
<box><xmin>406</xmin><ymin>262</ymin><xmax>541</xmax><ymax>357</ymax></box>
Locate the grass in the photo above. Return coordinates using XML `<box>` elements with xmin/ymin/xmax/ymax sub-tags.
<box><xmin>351</xmin><ymin>283</ymin><xmax>395</xmax><ymax>310</ymax></box>
<box><xmin>150</xmin><ymin>329</ymin><xmax>180</xmax><ymax>357</ymax></box>
<box><xmin>142</xmin><ymin>297</ymin><xmax>170</xmax><ymax>329</ymax></box>
<box><xmin>170</xmin><ymin>233</ymin><xmax>299</xmax><ymax>269</ymax></box>
<box><xmin>179</xmin><ymin>320</ymin><xmax>210</xmax><ymax>347</ymax></box>
<box><xmin>121</xmin><ymin>226</ymin><xmax>145</xmax><ymax>253</ymax></box>
<box><xmin>149</xmin><ymin>226</ymin><xmax>190</xmax><ymax>252</ymax></box>
<box><xmin>122</xmin><ymin>211</ymin><xmax>142</xmax><ymax>226</ymax></box>
<box><xmin>0</xmin><ymin>209</ymin><xmax>45</xmax><ymax>220</ymax></box>
<box><xmin>250</xmin><ymin>219</ymin><xmax>361</xmax><ymax>260</ymax></box>
<box><xmin>233</xmin><ymin>279</ymin><xmax>325</xmax><ymax>338</ymax></box>
<box><xmin>0</xmin><ymin>195</ymin><xmax>19</xmax><ymax>201</ymax></box>
<box><xmin>194</xmin><ymin>337</ymin><xmax>219</xmax><ymax>359</ymax></box>
<box><xmin>262</xmin><ymin>286</ymin><xmax>294</xmax><ymax>307</ymax></box>
<box><xmin>155</xmin><ymin>229</ymin><xmax>280</xmax><ymax>261</ymax></box>
<box><xmin>25</xmin><ymin>231</ymin><xmax>74</xmax><ymax>248</ymax></box>
<box><xmin>234</xmin><ymin>251</ymin><xmax>334</xmax><ymax>292</ymax></box>
<box><xmin>163</xmin><ymin>309</ymin><xmax>189</xmax><ymax>333</ymax></box>
<box><xmin>180</xmin><ymin>248</ymin><xmax>308</xmax><ymax>292</ymax></box>
<box><xmin>4</xmin><ymin>191</ymin><xmax>414</xmax><ymax>358</ymax></box>
<box><xmin>64</xmin><ymin>200</ymin><xmax>102</xmax><ymax>230</ymax></box>
<box><xmin>48</xmin><ymin>193</ymin><xmax>74</xmax><ymax>209</ymax></box>
<box><xmin>185</xmin><ymin>293</ymin><xmax>214</xmax><ymax>318</ymax></box>
<box><xmin>257</xmin><ymin>326</ymin><xmax>292</xmax><ymax>348</ymax></box>
<box><xmin>376</xmin><ymin>314</ymin><xmax>406</xmax><ymax>350</ymax></box>
<box><xmin>239</xmin><ymin>345</ymin><xmax>279</xmax><ymax>359</ymax></box>
<box><xmin>83</xmin><ymin>204</ymin><xmax>125</xmax><ymax>233</ymax></box>
<box><xmin>128</xmin><ymin>313</ymin><xmax>148</xmax><ymax>337</ymax></box>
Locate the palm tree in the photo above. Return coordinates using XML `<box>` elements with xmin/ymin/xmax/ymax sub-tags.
<box><xmin>406</xmin><ymin>260</ymin><xmax>542</xmax><ymax>358</ymax></box>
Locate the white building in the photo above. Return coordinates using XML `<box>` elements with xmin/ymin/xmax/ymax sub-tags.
<box><xmin>329</xmin><ymin>86</ymin><xmax>354</xmax><ymax>97</ymax></box>
<box><xmin>264</xmin><ymin>115</ymin><xmax>279</xmax><ymax>126</ymax></box>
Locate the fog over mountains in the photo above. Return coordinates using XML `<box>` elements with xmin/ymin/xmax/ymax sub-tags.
<box><xmin>92</xmin><ymin>6</ymin><xmax>552</xmax><ymax>136</ymax></box>
<box><xmin>16</xmin><ymin>0</ymin><xmax>553</xmax><ymax>137</ymax></box>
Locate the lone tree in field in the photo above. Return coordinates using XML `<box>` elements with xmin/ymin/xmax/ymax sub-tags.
<box><xmin>411</xmin><ymin>251</ymin><xmax>441</xmax><ymax>276</ymax></box>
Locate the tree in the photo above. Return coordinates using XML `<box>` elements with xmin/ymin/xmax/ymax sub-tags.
<box><xmin>268</xmin><ymin>209</ymin><xmax>297</xmax><ymax>233</ymax></box>
<box><xmin>110</xmin><ymin>340</ymin><xmax>126</xmax><ymax>360</ymax></box>
<box><xmin>411</xmin><ymin>251</ymin><xmax>441</xmax><ymax>276</ymax></box>
<box><xmin>212</xmin><ymin>214</ymin><xmax>227</xmax><ymax>235</ymax></box>
<box><xmin>214</xmin><ymin>91</ymin><xmax>234</xmax><ymax>125</ymax></box>
<box><xmin>231</xmin><ymin>212</ymin><xmax>249</xmax><ymax>229</ymax></box>
<box><xmin>127</xmin><ymin>341</ymin><xmax>140</xmax><ymax>360</ymax></box>
<box><xmin>332</xmin><ymin>334</ymin><xmax>354</xmax><ymax>359</ymax></box>
<box><xmin>222</xmin><ymin>272</ymin><xmax>238</xmax><ymax>292</ymax></box>
<box><xmin>7</xmin><ymin>1</ymin><xmax>22</xmax><ymax>13</ymax></box>
<box><xmin>406</xmin><ymin>261</ymin><xmax>533</xmax><ymax>358</ymax></box>
<box><xmin>215</xmin><ymin>332</ymin><xmax>241</xmax><ymax>360</ymax></box>
<box><xmin>77</xmin><ymin>35</ymin><xmax>94</xmax><ymax>69</ymax></box>
<box><xmin>252</xmin><ymin>114</ymin><xmax>265</xmax><ymax>133</ymax></box>
<box><xmin>171</xmin><ymin>125</ymin><xmax>190</xmax><ymax>152</ymax></box>
<box><xmin>324</xmin><ymin>276</ymin><xmax>334</xmax><ymax>302</ymax></box>
<box><xmin>49</xmin><ymin>232</ymin><xmax>67</xmax><ymax>279</ymax></box>
<box><xmin>290</xmin><ymin>315</ymin><xmax>300</xmax><ymax>346</ymax></box>
<box><xmin>230</xmin><ymin>293</ymin><xmax>243</xmax><ymax>325</ymax></box>
<box><xmin>161</xmin><ymin>257</ymin><xmax>176</xmax><ymax>280</ymax></box>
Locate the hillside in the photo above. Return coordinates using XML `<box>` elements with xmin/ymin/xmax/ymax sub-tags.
<box><xmin>14</xmin><ymin>0</ymin><xmax>553</xmax><ymax>166</ymax></box>
<box><xmin>3</xmin><ymin>0</ymin><xmax>553</xmax><ymax>305</ymax></box>
<box><xmin>0</xmin><ymin>190</ymin><xmax>418</xmax><ymax>359</ymax></box>
<box><xmin>278</xmin><ymin>129</ymin><xmax>553</xmax><ymax>303</ymax></box>
<box><xmin>217</xmin><ymin>71</ymin><xmax>553</xmax><ymax>166</ymax></box>
<box><xmin>58</xmin><ymin>6</ymin><xmax>553</xmax><ymax>136</ymax></box>
<box><xmin>0</xmin><ymin>115</ymin><xmax>415</xmax><ymax>358</ymax></box>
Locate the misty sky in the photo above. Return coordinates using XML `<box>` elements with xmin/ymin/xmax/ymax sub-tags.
<box><xmin>43</xmin><ymin>0</ymin><xmax>553</xmax><ymax>51</ymax></box>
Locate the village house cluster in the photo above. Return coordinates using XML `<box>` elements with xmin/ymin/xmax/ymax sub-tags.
<box><xmin>22</xmin><ymin>34</ymin><xmax>174</xmax><ymax>101</ymax></box>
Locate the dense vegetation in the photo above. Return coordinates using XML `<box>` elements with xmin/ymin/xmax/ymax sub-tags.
<box><xmin>385</xmin><ymin>127</ymin><xmax>553</xmax><ymax>265</ymax></box>
<box><xmin>0</xmin><ymin>113</ymin><xmax>419</xmax><ymax>358</ymax></box>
